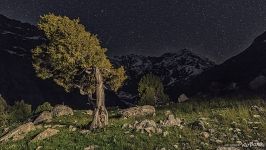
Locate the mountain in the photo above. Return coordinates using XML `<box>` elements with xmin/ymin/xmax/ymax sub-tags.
<box><xmin>0</xmin><ymin>14</ymin><xmax>215</xmax><ymax>107</ymax></box>
<box><xmin>112</xmin><ymin>50</ymin><xmax>215</xmax><ymax>100</ymax></box>
<box><xmin>190</xmin><ymin>31</ymin><xmax>266</xmax><ymax>95</ymax></box>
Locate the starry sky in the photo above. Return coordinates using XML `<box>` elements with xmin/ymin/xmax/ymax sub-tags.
<box><xmin>0</xmin><ymin>0</ymin><xmax>266</xmax><ymax>63</ymax></box>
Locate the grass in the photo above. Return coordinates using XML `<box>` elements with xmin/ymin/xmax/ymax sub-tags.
<box><xmin>0</xmin><ymin>97</ymin><xmax>265</xmax><ymax>150</ymax></box>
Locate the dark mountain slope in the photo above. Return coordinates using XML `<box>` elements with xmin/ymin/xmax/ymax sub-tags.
<box><xmin>191</xmin><ymin>31</ymin><xmax>266</xmax><ymax>95</ymax></box>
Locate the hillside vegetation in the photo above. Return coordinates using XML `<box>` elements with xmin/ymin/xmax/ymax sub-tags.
<box><xmin>0</xmin><ymin>97</ymin><xmax>265</xmax><ymax>150</ymax></box>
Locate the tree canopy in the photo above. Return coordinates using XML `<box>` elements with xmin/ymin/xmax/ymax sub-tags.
<box><xmin>32</xmin><ymin>14</ymin><xmax>126</xmax><ymax>97</ymax></box>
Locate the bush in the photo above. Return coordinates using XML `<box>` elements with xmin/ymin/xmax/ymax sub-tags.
<box><xmin>35</xmin><ymin>102</ymin><xmax>53</xmax><ymax>114</ymax></box>
<box><xmin>138</xmin><ymin>87</ymin><xmax>156</xmax><ymax>106</ymax></box>
<box><xmin>0</xmin><ymin>95</ymin><xmax>8</xmax><ymax>113</ymax></box>
<box><xmin>10</xmin><ymin>100</ymin><xmax>32</xmax><ymax>122</ymax></box>
<box><xmin>138</xmin><ymin>73</ymin><xmax>169</xmax><ymax>106</ymax></box>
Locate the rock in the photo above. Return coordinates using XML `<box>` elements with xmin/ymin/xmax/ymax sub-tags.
<box><xmin>31</xmin><ymin>128</ymin><xmax>59</xmax><ymax>142</ymax></box>
<box><xmin>79</xmin><ymin>130</ymin><xmax>91</xmax><ymax>135</ymax></box>
<box><xmin>119</xmin><ymin>105</ymin><xmax>155</xmax><ymax>118</ymax></box>
<box><xmin>84</xmin><ymin>145</ymin><xmax>98</xmax><ymax>150</ymax></box>
<box><xmin>215</xmin><ymin>139</ymin><xmax>223</xmax><ymax>144</ymax></box>
<box><xmin>36</xmin><ymin>146</ymin><xmax>43</xmax><ymax>150</ymax></box>
<box><xmin>33</xmin><ymin>111</ymin><xmax>53</xmax><ymax>124</ymax></box>
<box><xmin>161</xmin><ymin>114</ymin><xmax>182</xmax><ymax>127</ymax></box>
<box><xmin>122</xmin><ymin>123</ymin><xmax>128</xmax><ymax>129</ymax></box>
<box><xmin>156</xmin><ymin>128</ymin><xmax>163</xmax><ymax>134</ymax></box>
<box><xmin>132</xmin><ymin>119</ymin><xmax>163</xmax><ymax>136</ymax></box>
<box><xmin>178</xmin><ymin>94</ymin><xmax>189</xmax><ymax>103</ymax></box>
<box><xmin>52</xmin><ymin>105</ymin><xmax>74</xmax><ymax>117</ymax></box>
<box><xmin>2</xmin><ymin>127</ymin><xmax>9</xmax><ymax>135</ymax></box>
<box><xmin>208</xmin><ymin>129</ymin><xmax>215</xmax><ymax>134</ymax></box>
<box><xmin>253</xmin><ymin>114</ymin><xmax>261</xmax><ymax>118</ymax></box>
<box><xmin>135</xmin><ymin>120</ymin><xmax>156</xmax><ymax>131</ymax></box>
<box><xmin>0</xmin><ymin>122</ymin><xmax>36</xmax><ymax>143</ymax></box>
<box><xmin>173</xmin><ymin>144</ymin><xmax>179</xmax><ymax>149</ymax></box>
<box><xmin>236</xmin><ymin>141</ymin><xmax>242</xmax><ymax>145</ymax></box>
<box><xmin>163</xmin><ymin>131</ymin><xmax>169</xmax><ymax>137</ymax></box>
<box><xmin>69</xmin><ymin>125</ymin><xmax>77</xmax><ymax>132</ymax></box>
<box><xmin>201</xmin><ymin>132</ymin><xmax>209</xmax><ymax>139</ymax></box>
<box><xmin>251</xmin><ymin>105</ymin><xmax>264</xmax><ymax>113</ymax></box>
<box><xmin>52</xmin><ymin>124</ymin><xmax>66</xmax><ymax>129</ymax></box>
<box><xmin>199</xmin><ymin>117</ymin><xmax>208</xmax><ymax>121</ymax></box>
<box><xmin>164</xmin><ymin>110</ymin><xmax>172</xmax><ymax>116</ymax></box>
<box><xmin>233</xmin><ymin>128</ymin><xmax>241</xmax><ymax>133</ymax></box>
<box><xmin>217</xmin><ymin>147</ymin><xmax>240</xmax><ymax>150</ymax></box>
<box><xmin>35</xmin><ymin>124</ymin><xmax>43</xmax><ymax>130</ymax></box>
<box><xmin>129</xmin><ymin>134</ymin><xmax>134</xmax><ymax>138</ymax></box>
<box><xmin>191</xmin><ymin>120</ymin><xmax>205</xmax><ymax>130</ymax></box>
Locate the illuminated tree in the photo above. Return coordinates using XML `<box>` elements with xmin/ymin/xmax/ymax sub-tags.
<box><xmin>32</xmin><ymin>14</ymin><xmax>126</xmax><ymax>129</ymax></box>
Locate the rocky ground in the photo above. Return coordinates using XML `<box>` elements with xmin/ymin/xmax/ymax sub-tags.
<box><xmin>0</xmin><ymin>98</ymin><xmax>265</xmax><ymax>150</ymax></box>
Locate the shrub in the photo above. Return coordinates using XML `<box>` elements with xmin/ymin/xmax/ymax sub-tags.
<box><xmin>0</xmin><ymin>95</ymin><xmax>8</xmax><ymax>113</ymax></box>
<box><xmin>138</xmin><ymin>87</ymin><xmax>156</xmax><ymax>106</ymax></box>
<box><xmin>10</xmin><ymin>100</ymin><xmax>32</xmax><ymax>122</ymax></box>
<box><xmin>35</xmin><ymin>102</ymin><xmax>53</xmax><ymax>114</ymax></box>
<box><xmin>138</xmin><ymin>73</ymin><xmax>169</xmax><ymax>106</ymax></box>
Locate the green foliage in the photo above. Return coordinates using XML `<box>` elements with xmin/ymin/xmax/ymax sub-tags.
<box><xmin>35</xmin><ymin>102</ymin><xmax>53</xmax><ymax>114</ymax></box>
<box><xmin>10</xmin><ymin>100</ymin><xmax>32</xmax><ymax>122</ymax></box>
<box><xmin>138</xmin><ymin>73</ymin><xmax>169</xmax><ymax>106</ymax></box>
<box><xmin>32</xmin><ymin>13</ymin><xmax>126</xmax><ymax>97</ymax></box>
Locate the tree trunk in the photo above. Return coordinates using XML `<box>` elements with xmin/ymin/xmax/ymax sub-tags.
<box><xmin>90</xmin><ymin>67</ymin><xmax>108</xmax><ymax>129</ymax></box>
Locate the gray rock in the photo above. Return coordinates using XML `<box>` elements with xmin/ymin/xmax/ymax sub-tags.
<box><xmin>69</xmin><ymin>125</ymin><xmax>77</xmax><ymax>132</ymax></box>
<box><xmin>119</xmin><ymin>105</ymin><xmax>155</xmax><ymax>118</ymax></box>
<box><xmin>31</xmin><ymin>128</ymin><xmax>59</xmax><ymax>142</ymax></box>
<box><xmin>52</xmin><ymin>105</ymin><xmax>74</xmax><ymax>117</ymax></box>
<box><xmin>0</xmin><ymin>122</ymin><xmax>36</xmax><ymax>143</ymax></box>
<box><xmin>84</xmin><ymin>145</ymin><xmax>98</xmax><ymax>150</ymax></box>
<box><xmin>33</xmin><ymin>111</ymin><xmax>52</xmax><ymax>124</ymax></box>
<box><xmin>217</xmin><ymin>147</ymin><xmax>240</xmax><ymax>150</ymax></box>
<box><xmin>191</xmin><ymin>120</ymin><xmax>205</xmax><ymax>130</ymax></box>
<box><xmin>164</xmin><ymin>110</ymin><xmax>172</xmax><ymax>116</ymax></box>
<box><xmin>79</xmin><ymin>130</ymin><xmax>91</xmax><ymax>135</ymax></box>
<box><xmin>178</xmin><ymin>94</ymin><xmax>189</xmax><ymax>103</ymax></box>
<box><xmin>163</xmin><ymin>131</ymin><xmax>169</xmax><ymax>137</ymax></box>
<box><xmin>161</xmin><ymin>114</ymin><xmax>182</xmax><ymax>127</ymax></box>
<box><xmin>201</xmin><ymin>131</ymin><xmax>210</xmax><ymax>139</ymax></box>
<box><xmin>215</xmin><ymin>139</ymin><xmax>223</xmax><ymax>144</ymax></box>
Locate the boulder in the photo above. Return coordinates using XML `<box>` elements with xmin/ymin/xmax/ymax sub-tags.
<box><xmin>126</xmin><ymin>119</ymin><xmax>162</xmax><ymax>136</ymax></box>
<box><xmin>84</xmin><ymin>145</ymin><xmax>99</xmax><ymax>150</ymax></box>
<box><xmin>0</xmin><ymin>122</ymin><xmax>36</xmax><ymax>143</ymax></box>
<box><xmin>161</xmin><ymin>114</ymin><xmax>182</xmax><ymax>127</ymax></box>
<box><xmin>31</xmin><ymin>128</ymin><xmax>59</xmax><ymax>142</ymax></box>
<box><xmin>178</xmin><ymin>94</ymin><xmax>189</xmax><ymax>103</ymax></box>
<box><xmin>119</xmin><ymin>105</ymin><xmax>155</xmax><ymax>118</ymax></box>
<box><xmin>69</xmin><ymin>125</ymin><xmax>77</xmax><ymax>132</ymax></box>
<box><xmin>217</xmin><ymin>147</ymin><xmax>240</xmax><ymax>150</ymax></box>
<box><xmin>191</xmin><ymin>120</ymin><xmax>206</xmax><ymax>130</ymax></box>
<box><xmin>79</xmin><ymin>130</ymin><xmax>91</xmax><ymax>135</ymax></box>
<box><xmin>33</xmin><ymin>111</ymin><xmax>53</xmax><ymax>124</ymax></box>
<box><xmin>52</xmin><ymin>105</ymin><xmax>74</xmax><ymax>117</ymax></box>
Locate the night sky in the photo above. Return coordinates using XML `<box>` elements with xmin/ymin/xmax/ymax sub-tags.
<box><xmin>1</xmin><ymin>0</ymin><xmax>266</xmax><ymax>63</ymax></box>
